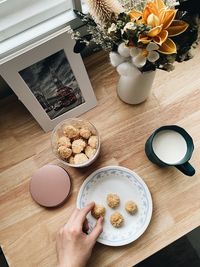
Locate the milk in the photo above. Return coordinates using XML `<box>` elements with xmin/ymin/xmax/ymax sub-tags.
<box><xmin>152</xmin><ymin>130</ymin><xmax>187</xmax><ymax>164</ymax></box>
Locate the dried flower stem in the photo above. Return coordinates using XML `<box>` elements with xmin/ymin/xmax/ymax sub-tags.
<box><xmin>85</xmin><ymin>0</ymin><xmax>124</xmax><ymax>25</ymax></box>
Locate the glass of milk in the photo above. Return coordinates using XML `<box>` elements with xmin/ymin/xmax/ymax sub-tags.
<box><xmin>145</xmin><ymin>125</ymin><xmax>195</xmax><ymax>176</ymax></box>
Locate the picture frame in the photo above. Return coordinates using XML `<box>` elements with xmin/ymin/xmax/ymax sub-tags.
<box><xmin>0</xmin><ymin>27</ymin><xmax>97</xmax><ymax>132</ymax></box>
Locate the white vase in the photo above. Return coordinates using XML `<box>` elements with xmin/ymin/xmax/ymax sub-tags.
<box><xmin>117</xmin><ymin>70</ymin><xmax>156</xmax><ymax>104</ymax></box>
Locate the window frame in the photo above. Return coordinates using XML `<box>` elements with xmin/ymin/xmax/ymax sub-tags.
<box><xmin>0</xmin><ymin>0</ymin><xmax>85</xmax><ymax>60</ymax></box>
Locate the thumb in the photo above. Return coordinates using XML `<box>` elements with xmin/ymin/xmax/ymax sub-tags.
<box><xmin>89</xmin><ymin>217</ymin><xmax>104</xmax><ymax>244</ymax></box>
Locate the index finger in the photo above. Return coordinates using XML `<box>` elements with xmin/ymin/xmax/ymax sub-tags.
<box><xmin>77</xmin><ymin>202</ymin><xmax>95</xmax><ymax>226</ymax></box>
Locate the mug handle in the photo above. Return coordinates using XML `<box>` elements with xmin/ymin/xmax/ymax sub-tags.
<box><xmin>175</xmin><ymin>162</ymin><xmax>195</xmax><ymax>176</ymax></box>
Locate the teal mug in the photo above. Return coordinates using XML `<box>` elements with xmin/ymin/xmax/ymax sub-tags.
<box><xmin>145</xmin><ymin>125</ymin><xmax>195</xmax><ymax>176</ymax></box>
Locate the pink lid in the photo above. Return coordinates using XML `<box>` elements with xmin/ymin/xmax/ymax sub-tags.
<box><xmin>30</xmin><ymin>164</ymin><xmax>71</xmax><ymax>207</ymax></box>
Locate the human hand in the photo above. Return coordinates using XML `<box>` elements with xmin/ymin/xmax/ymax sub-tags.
<box><xmin>56</xmin><ymin>202</ymin><xmax>103</xmax><ymax>267</ymax></box>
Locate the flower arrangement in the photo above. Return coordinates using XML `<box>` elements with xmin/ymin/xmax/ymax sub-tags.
<box><xmin>69</xmin><ymin>0</ymin><xmax>199</xmax><ymax>72</ymax></box>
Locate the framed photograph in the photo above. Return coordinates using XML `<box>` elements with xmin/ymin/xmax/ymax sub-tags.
<box><xmin>0</xmin><ymin>27</ymin><xmax>97</xmax><ymax>132</ymax></box>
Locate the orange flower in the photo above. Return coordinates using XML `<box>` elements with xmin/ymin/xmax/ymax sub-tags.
<box><xmin>129</xmin><ymin>0</ymin><xmax>189</xmax><ymax>54</ymax></box>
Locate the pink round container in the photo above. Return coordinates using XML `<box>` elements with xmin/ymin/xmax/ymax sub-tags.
<box><xmin>30</xmin><ymin>164</ymin><xmax>71</xmax><ymax>207</ymax></box>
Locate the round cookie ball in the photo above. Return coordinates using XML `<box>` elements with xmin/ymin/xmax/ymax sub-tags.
<box><xmin>63</xmin><ymin>125</ymin><xmax>79</xmax><ymax>139</ymax></box>
<box><xmin>110</xmin><ymin>212</ymin><xmax>124</xmax><ymax>228</ymax></box>
<box><xmin>125</xmin><ymin>201</ymin><xmax>137</xmax><ymax>215</ymax></box>
<box><xmin>68</xmin><ymin>156</ymin><xmax>75</xmax><ymax>165</ymax></box>
<box><xmin>58</xmin><ymin>146</ymin><xmax>72</xmax><ymax>159</ymax></box>
<box><xmin>72</xmin><ymin>139</ymin><xmax>86</xmax><ymax>154</ymax></box>
<box><xmin>57</xmin><ymin>136</ymin><xmax>71</xmax><ymax>148</ymax></box>
<box><xmin>107</xmin><ymin>193</ymin><xmax>120</xmax><ymax>208</ymax></box>
<box><xmin>88</xmin><ymin>135</ymin><xmax>98</xmax><ymax>149</ymax></box>
<box><xmin>91</xmin><ymin>204</ymin><xmax>106</xmax><ymax>219</ymax></box>
<box><xmin>85</xmin><ymin>145</ymin><xmax>96</xmax><ymax>159</ymax></box>
<box><xmin>80</xmin><ymin>127</ymin><xmax>92</xmax><ymax>139</ymax></box>
<box><xmin>74</xmin><ymin>153</ymin><xmax>88</xmax><ymax>164</ymax></box>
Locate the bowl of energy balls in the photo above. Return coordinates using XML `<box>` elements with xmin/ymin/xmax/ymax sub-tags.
<box><xmin>51</xmin><ymin>118</ymin><xmax>100</xmax><ymax>167</ymax></box>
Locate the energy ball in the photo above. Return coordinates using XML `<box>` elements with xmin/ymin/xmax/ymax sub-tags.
<box><xmin>68</xmin><ymin>156</ymin><xmax>75</xmax><ymax>165</ymax></box>
<box><xmin>57</xmin><ymin>136</ymin><xmax>71</xmax><ymax>148</ymax></box>
<box><xmin>85</xmin><ymin>145</ymin><xmax>96</xmax><ymax>159</ymax></box>
<box><xmin>63</xmin><ymin>125</ymin><xmax>79</xmax><ymax>139</ymax></box>
<box><xmin>74</xmin><ymin>153</ymin><xmax>88</xmax><ymax>164</ymax></box>
<box><xmin>91</xmin><ymin>204</ymin><xmax>106</xmax><ymax>219</ymax></box>
<box><xmin>110</xmin><ymin>212</ymin><xmax>124</xmax><ymax>228</ymax></box>
<box><xmin>58</xmin><ymin>146</ymin><xmax>72</xmax><ymax>159</ymax></box>
<box><xmin>72</xmin><ymin>139</ymin><xmax>86</xmax><ymax>154</ymax></box>
<box><xmin>88</xmin><ymin>135</ymin><xmax>98</xmax><ymax>149</ymax></box>
<box><xmin>107</xmin><ymin>193</ymin><xmax>120</xmax><ymax>208</ymax></box>
<box><xmin>125</xmin><ymin>201</ymin><xmax>138</xmax><ymax>215</ymax></box>
<box><xmin>80</xmin><ymin>127</ymin><xmax>92</xmax><ymax>139</ymax></box>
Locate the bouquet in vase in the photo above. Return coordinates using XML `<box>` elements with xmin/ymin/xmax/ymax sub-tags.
<box><xmin>69</xmin><ymin>0</ymin><xmax>199</xmax><ymax>73</ymax></box>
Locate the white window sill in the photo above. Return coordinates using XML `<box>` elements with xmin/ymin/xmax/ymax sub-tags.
<box><xmin>0</xmin><ymin>0</ymin><xmax>71</xmax><ymax>42</ymax></box>
<box><xmin>0</xmin><ymin>9</ymin><xmax>82</xmax><ymax>60</ymax></box>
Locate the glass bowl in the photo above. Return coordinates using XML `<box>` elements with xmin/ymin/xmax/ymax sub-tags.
<box><xmin>51</xmin><ymin>118</ymin><xmax>100</xmax><ymax>168</ymax></box>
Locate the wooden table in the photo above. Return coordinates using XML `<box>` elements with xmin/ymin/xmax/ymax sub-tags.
<box><xmin>0</xmin><ymin>46</ymin><xmax>200</xmax><ymax>267</ymax></box>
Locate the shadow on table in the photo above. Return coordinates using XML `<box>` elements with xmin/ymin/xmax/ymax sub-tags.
<box><xmin>135</xmin><ymin>227</ymin><xmax>200</xmax><ymax>267</ymax></box>
<box><xmin>0</xmin><ymin>247</ymin><xmax>9</xmax><ymax>267</ymax></box>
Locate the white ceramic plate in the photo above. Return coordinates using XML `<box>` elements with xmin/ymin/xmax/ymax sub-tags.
<box><xmin>77</xmin><ymin>166</ymin><xmax>153</xmax><ymax>246</ymax></box>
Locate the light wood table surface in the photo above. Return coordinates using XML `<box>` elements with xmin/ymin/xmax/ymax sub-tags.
<box><xmin>0</xmin><ymin>46</ymin><xmax>200</xmax><ymax>267</ymax></box>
